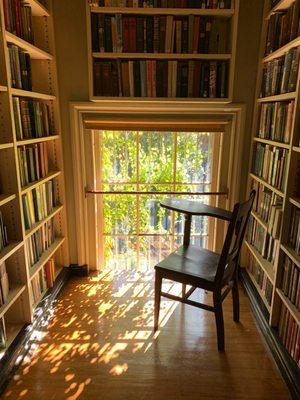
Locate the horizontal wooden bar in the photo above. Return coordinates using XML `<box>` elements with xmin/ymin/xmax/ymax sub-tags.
<box><xmin>86</xmin><ymin>190</ymin><xmax>228</xmax><ymax>196</ymax></box>
<box><xmin>161</xmin><ymin>291</ymin><xmax>215</xmax><ymax>312</ymax></box>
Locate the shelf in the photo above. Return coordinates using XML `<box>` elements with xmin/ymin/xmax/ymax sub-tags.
<box><xmin>289</xmin><ymin>197</ymin><xmax>300</xmax><ymax>208</ymax></box>
<box><xmin>5</xmin><ymin>31</ymin><xmax>52</xmax><ymax>60</ymax></box>
<box><xmin>21</xmin><ymin>170</ymin><xmax>61</xmax><ymax>195</ymax></box>
<box><xmin>253</xmin><ymin>137</ymin><xmax>290</xmax><ymax>149</ymax></box>
<box><xmin>26</xmin><ymin>0</ymin><xmax>50</xmax><ymax>17</ymax></box>
<box><xmin>90</xmin><ymin>6</ymin><xmax>235</xmax><ymax>17</ymax></box>
<box><xmin>0</xmin><ymin>143</ymin><xmax>13</xmax><ymax>150</ymax></box>
<box><xmin>5</xmin><ymin>323</ymin><xmax>25</xmax><ymax>349</ymax></box>
<box><xmin>251</xmin><ymin>210</ymin><xmax>269</xmax><ymax>231</ymax></box>
<box><xmin>93</xmin><ymin>52</ymin><xmax>231</xmax><ymax>60</ymax></box>
<box><xmin>10</xmin><ymin>88</ymin><xmax>56</xmax><ymax>101</ymax></box>
<box><xmin>247</xmin><ymin>270</ymin><xmax>271</xmax><ymax>313</ymax></box>
<box><xmin>249</xmin><ymin>173</ymin><xmax>285</xmax><ymax>197</ymax></box>
<box><xmin>281</xmin><ymin>244</ymin><xmax>300</xmax><ymax>269</ymax></box>
<box><xmin>17</xmin><ymin>135</ymin><xmax>60</xmax><ymax>146</ymax></box>
<box><xmin>0</xmin><ymin>194</ymin><xmax>16</xmax><ymax>207</ymax></box>
<box><xmin>0</xmin><ymin>242</ymin><xmax>23</xmax><ymax>265</ymax></box>
<box><xmin>0</xmin><ymin>86</ymin><xmax>7</xmax><ymax>92</ymax></box>
<box><xmin>245</xmin><ymin>241</ymin><xmax>275</xmax><ymax>283</ymax></box>
<box><xmin>263</xmin><ymin>36</ymin><xmax>300</xmax><ymax>62</ymax></box>
<box><xmin>25</xmin><ymin>205</ymin><xmax>63</xmax><ymax>239</ymax></box>
<box><xmin>0</xmin><ymin>285</ymin><xmax>26</xmax><ymax>318</ymax></box>
<box><xmin>33</xmin><ymin>288</ymin><xmax>47</xmax><ymax>309</ymax></box>
<box><xmin>91</xmin><ymin>96</ymin><xmax>231</xmax><ymax>103</ymax></box>
<box><xmin>276</xmin><ymin>289</ymin><xmax>300</xmax><ymax>326</ymax></box>
<box><xmin>293</xmin><ymin>146</ymin><xmax>300</xmax><ymax>153</ymax></box>
<box><xmin>267</xmin><ymin>0</ymin><xmax>295</xmax><ymax>17</ymax></box>
<box><xmin>29</xmin><ymin>237</ymin><xmax>65</xmax><ymax>280</ymax></box>
<box><xmin>257</xmin><ymin>92</ymin><xmax>297</xmax><ymax>103</ymax></box>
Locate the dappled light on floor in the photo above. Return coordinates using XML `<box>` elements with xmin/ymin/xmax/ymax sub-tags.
<box><xmin>3</xmin><ymin>269</ymin><xmax>290</xmax><ymax>400</ymax></box>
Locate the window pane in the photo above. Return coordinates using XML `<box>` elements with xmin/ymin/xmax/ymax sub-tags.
<box><xmin>104</xmin><ymin>236</ymin><xmax>137</xmax><ymax>270</ymax></box>
<box><xmin>139</xmin><ymin>192</ymin><xmax>172</xmax><ymax>234</ymax></box>
<box><xmin>139</xmin><ymin>236</ymin><xmax>172</xmax><ymax>268</ymax></box>
<box><xmin>103</xmin><ymin>193</ymin><xmax>137</xmax><ymax>234</ymax></box>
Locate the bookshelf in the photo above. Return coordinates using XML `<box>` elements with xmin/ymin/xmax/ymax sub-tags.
<box><xmin>86</xmin><ymin>0</ymin><xmax>239</xmax><ymax>101</ymax></box>
<box><xmin>243</xmin><ymin>0</ymin><xmax>300</xmax><ymax>388</ymax></box>
<box><xmin>0</xmin><ymin>0</ymin><xmax>68</xmax><ymax>357</ymax></box>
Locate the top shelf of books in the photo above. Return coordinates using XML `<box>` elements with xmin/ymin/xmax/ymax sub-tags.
<box><xmin>90</xmin><ymin>6</ymin><xmax>234</xmax><ymax>17</ymax></box>
<box><xmin>268</xmin><ymin>0</ymin><xmax>295</xmax><ymax>17</ymax></box>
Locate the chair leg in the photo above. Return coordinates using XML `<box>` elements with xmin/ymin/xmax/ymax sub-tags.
<box><xmin>182</xmin><ymin>284</ymin><xmax>186</xmax><ymax>298</ymax></box>
<box><xmin>154</xmin><ymin>272</ymin><xmax>162</xmax><ymax>332</ymax></box>
<box><xmin>213</xmin><ymin>293</ymin><xmax>225</xmax><ymax>351</ymax></box>
<box><xmin>232</xmin><ymin>277</ymin><xmax>240</xmax><ymax>323</ymax></box>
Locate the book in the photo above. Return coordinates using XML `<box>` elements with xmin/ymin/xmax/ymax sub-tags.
<box><xmin>90</xmin><ymin>0</ymin><xmax>232</xmax><ymax>8</ymax></box>
<box><xmin>246</xmin><ymin>257</ymin><xmax>273</xmax><ymax>306</ymax></box>
<box><xmin>0</xmin><ymin>262</ymin><xmax>9</xmax><ymax>304</ymax></box>
<box><xmin>0</xmin><ymin>211</ymin><xmax>9</xmax><ymax>253</ymax></box>
<box><xmin>4</xmin><ymin>0</ymin><xmax>34</xmax><ymax>44</ymax></box>
<box><xmin>278</xmin><ymin>304</ymin><xmax>300</xmax><ymax>365</ymax></box>
<box><xmin>8</xmin><ymin>45</ymin><xmax>32</xmax><ymax>91</ymax></box>
<box><xmin>18</xmin><ymin>143</ymin><xmax>49</xmax><ymax>187</ymax></box>
<box><xmin>289</xmin><ymin>206</ymin><xmax>300</xmax><ymax>255</ymax></box>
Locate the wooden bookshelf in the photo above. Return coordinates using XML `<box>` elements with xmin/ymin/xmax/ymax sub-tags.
<box><xmin>86</xmin><ymin>1</ymin><xmax>239</xmax><ymax>101</ymax></box>
<box><xmin>0</xmin><ymin>0</ymin><xmax>68</xmax><ymax>358</ymax></box>
<box><xmin>243</xmin><ymin>0</ymin><xmax>300</xmax><ymax>382</ymax></box>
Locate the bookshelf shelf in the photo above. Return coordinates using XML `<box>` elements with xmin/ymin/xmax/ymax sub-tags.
<box><xmin>263</xmin><ymin>36</ymin><xmax>300</xmax><ymax>62</ymax></box>
<box><xmin>90</xmin><ymin>6</ymin><xmax>235</xmax><ymax>17</ymax></box>
<box><xmin>249</xmin><ymin>173</ymin><xmax>285</xmax><ymax>197</ymax></box>
<box><xmin>289</xmin><ymin>196</ymin><xmax>300</xmax><ymax>208</ymax></box>
<box><xmin>92</xmin><ymin>52</ymin><xmax>232</xmax><ymax>60</ymax></box>
<box><xmin>257</xmin><ymin>92</ymin><xmax>297</xmax><ymax>103</ymax></box>
<box><xmin>91</xmin><ymin>96</ymin><xmax>231</xmax><ymax>102</ymax></box>
<box><xmin>267</xmin><ymin>0</ymin><xmax>295</xmax><ymax>17</ymax></box>
<box><xmin>4</xmin><ymin>323</ymin><xmax>25</xmax><ymax>349</ymax></box>
<box><xmin>26</xmin><ymin>0</ymin><xmax>50</xmax><ymax>17</ymax></box>
<box><xmin>293</xmin><ymin>146</ymin><xmax>300</xmax><ymax>153</ymax></box>
<box><xmin>253</xmin><ymin>137</ymin><xmax>290</xmax><ymax>149</ymax></box>
<box><xmin>5</xmin><ymin>31</ymin><xmax>53</xmax><ymax>60</ymax></box>
<box><xmin>245</xmin><ymin>240</ymin><xmax>275</xmax><ymax>283</ymax></box>
<box><xmin>0</xmin><ymin>194</ymin><xmax>16</xmax><ymax>207</ymax></box>
<box><xmin>21</xmin><ymin>170</ymin><xmax>61</xmax><ymax>195</ymax></box>
<box><xmin>0</xmin><ymin>85</ymin><xmax>7</xmax><ymax>92</ymax></box>
<box><xmin>248</xmin><ymin>271</ymin><xmax>271</xmax><ymax>312</ymax></box>
<box><xmin>281</xmin><ymin>244</ymin><xmax>300</xmax><ymax>269</ymax></box>
<box><xmin>251</xmin><ymin>210</ymin><xmax>269</xmax><ymax>231</ymax></box>
<box><xmin>25</xmin><ymin>205</ymin><xmax>63</xmax><ymax>239</ymax></box>
<box><xmin>0</xmin><ymin>285</ymin><xmax>26</xmax><ymax>319</ymax></box>
<box><xmin>29</xmin><ymin>237</ymin><xmax>65</xmax><ymax>280</ymax></box>
<box><xmin>0</xmin><ymin>142</ymin><xmax>13</xmax><ymax>150</ymax></box>
<box><xmin>10</xmin><ymin>88</ymin><xmax>56</xmax><ymax>101</ymax></box>
<box><xmin>276</xmin><ymin>289</ymin><xmax>300</xmax><ymax>326</ymax></box>
<box><xmin>16</xmin><ymin>135</ymin><xmax>60</xmax><ymax>146</ymax></box>
<box><xmin>0</xmin><ymin>242</ymin><xmax>23</xmax><ymax>266</ymax></box>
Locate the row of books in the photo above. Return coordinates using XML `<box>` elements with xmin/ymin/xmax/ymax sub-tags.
<box><xmin>22</xmin><ymin>180</ymin><xmax>57</xmax><ymax>230</ymax></box>
<box><xmin>0</xmin><ymin>211</ymin><xmax>8</xmax><ymax>253</ymax></box>
<box><xmin>281</xmin><ymin>256</ymin><xmax>300</xmax><ymax>311</ymax></box>
<box><xmin>4</xmin><ymin>0</ymin><xmax>34</xmax><ymax>44</ymax></box>
<box><xmin>30</xmin><ymin>259</ymin><xmax>55</xmax><ymax>305</ymax></box>
<box><xmin>90</xmin><ymin>0</ymin><xmax>232</xmax><ymax>8</ymax></box>
<box><xmin>260</xmin><ymin>47</ymin><xmax>300</xmax><ymax>98</ymax></box>
<box><xmin>13</xmin><ymin>98</ymin><xmax>53</xmax><ymax>141</ymax></box>
<box><xmin>251</xmin><ymin>180</ymin><xmax>283</xmax><ymax>224</ymax></box>
<box><xmin>0</xmin><ymin>262</ymin><xmax>9</xmax><ymax>306</ymax></box>
<box><xmin>257</xmin><ymin>101</ymin><xmax>294</xmax><ymax>144</ymax></box>
<box><xmin>91</xmin><ymin>14</ymin><xmax>228</xmax><ymax>54</ymax></box>
<box><xmin>278</xmin><ymin>305</ymin><xmax>300</xmax><ymax>365</ymax></box>
<box><xmin>247</xmin><ymin>257</ymin><xmax>273</xmax><ymax>306</ymax></box>
<box><xmin>18</xmin><ymin>143</ymin><xmax>50</xmax><ymax>188</ymax></box>
<box><xmin>265</xmin><ymin>0</ymin><xmax>300</xmax><ymax>56</ymax></box>
<box><xmin>247</xmin><ymin>216</ymin><xmax>279</xmax><ymax>264</ymax></box>
<box><xmin>26</xmin><ymin>220</ymin><xmax>55</xmax><ymax>267</ymax></box>
<box><xmin>8</xmin><ymin>45</ymin><xmax>32</xmax><ymax>91</ymax></box>
<box><xmin>252</xmin><ymin>144</ymin><xmax>288</xmax><ymax>191</ymax></box>
<box><xmin>93</xmin><ymin>59</ymin><xmax>228</xmax><ymax>97</ymax></box>
<box><xmin>289</xmin><ymin>206</ymin><xmax>300</xmax><ymax>255</ymax></box>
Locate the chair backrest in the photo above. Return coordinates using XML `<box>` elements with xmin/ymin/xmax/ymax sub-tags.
<box><xmin>214</xmin><ymin>190</ymin><xmax>256</xmax><ymax>285</ymax></box>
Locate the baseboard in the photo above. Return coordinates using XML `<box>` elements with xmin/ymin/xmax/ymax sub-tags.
<box><xmin>70</xmin><ymin>263</ymin><xmax>89</xmax><ymax>276</ymax></box>
<box><xmin>0</xmin><ymin>266</ymin><xmax>71</xmax><ymax>395</ymax></box>
<box><xmin>240</xmin><ymin>269</ymin><xmax>300</xmax><ymax>400</ymax></box>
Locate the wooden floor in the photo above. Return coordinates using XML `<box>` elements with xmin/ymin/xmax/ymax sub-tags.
<box><xmin>3</xmin><ymin>269</ymin><xmax>291</xmax><ymax>400</ymax></box>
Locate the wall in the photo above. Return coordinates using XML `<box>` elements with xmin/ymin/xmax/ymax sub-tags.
<box><xmin>52</xmin><ymin>0</ymin><xmax>264</xmax><ymax>264</ymax></box>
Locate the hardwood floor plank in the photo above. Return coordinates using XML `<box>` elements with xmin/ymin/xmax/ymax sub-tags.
<box><xmin>2</xmin><ymin>270</ymin><xmax>291</xmax><ymax>399</ymax></box>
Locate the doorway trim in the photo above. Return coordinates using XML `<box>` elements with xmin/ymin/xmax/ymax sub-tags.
<box><xmin>69</xmin><ymin>100</ymin><xmax>246</xmax><ymax>269</ymax></box>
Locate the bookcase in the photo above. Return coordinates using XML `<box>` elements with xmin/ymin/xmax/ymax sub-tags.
<box><xmin>0</xmin><ymin>0</ymin><xmax>67</xmax><ymax>356</ymax></box>
<box><xmin>86</xmin><ymin>0</ymin><xmax>239</xmax><ymax>101</ymax></box>
<box><xmin>243</xmin><ymin>0</ymin><xmax>300</xmax><ymax>389</ymax></box>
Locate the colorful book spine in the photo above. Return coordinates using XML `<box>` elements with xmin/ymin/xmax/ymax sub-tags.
<box><xmin>281</xmin><ymin>255</ymin><xmax>300</xmax><ymax>311</ymax></box>
<box><xmin>3</xmin><ymin>0</ymin><xmax>34</xmax><ymax>44</ymax></box>
<box><xmin>93</xmin><ymin>59</ymin><xmax>228</xmax><ymax>98</ymax></box>
<box><xmin>251</xmin><ymin>180</ymin><xmax>283</xmax><ymax>224</ymax></box>
<box><xmin>89</xmin><ymin>0</ymin><xmax>232</xmax><ymax>8</ymax></box>
<box><xmin>0</xmin><ymin>211</ymin><xmax>9</xmax><ymax>253</ymax></box>
<box><xmin>30</xmin><ymin>259</ymin><xmax>56</xmax><ymax>305</ymax></box>
<box><xmin>247</xmin><ymin>257</ymin><xmax>273</xmax><ymax>306</ymax></box>
<box><xmin>18</xmin><ymin>143</ymin><xmax>49</xmax><ymax>187</ymax></box>
<box><xmin>289</xmin><ymin>206</ymin><xmax>300</xmax><ymax>255</ymax></box>
<box><xmin>8</xmin><ymin>45</ymin><xmax>32</xmax><ymax>91</ymax></box>
<box><xmin>278</xmin><ymin>304</ymin><xmax>300</xmax><ymax>365</ymax></box>
<box><xmin>26</xmin><ymin>219</ymin><xmax>55</xmax><ymax>267</ymax></box>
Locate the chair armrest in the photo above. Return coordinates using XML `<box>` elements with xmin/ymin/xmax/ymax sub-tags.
<box><xmin>160</xmin><ymin>198</ymin><xmax>232</xmax><ymax>221</ymax></box>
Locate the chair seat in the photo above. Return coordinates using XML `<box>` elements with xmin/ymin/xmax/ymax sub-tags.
<box><xmin>155</xmin><ymin>244</ymin><xmax>220</xmax><ymax>283</ymax></box>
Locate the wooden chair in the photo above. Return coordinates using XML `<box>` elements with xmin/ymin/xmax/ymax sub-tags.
<box><xmin>154</xmin><ymin>191</ymin><xmax>256</xmax><ymax>351</ymax></box>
